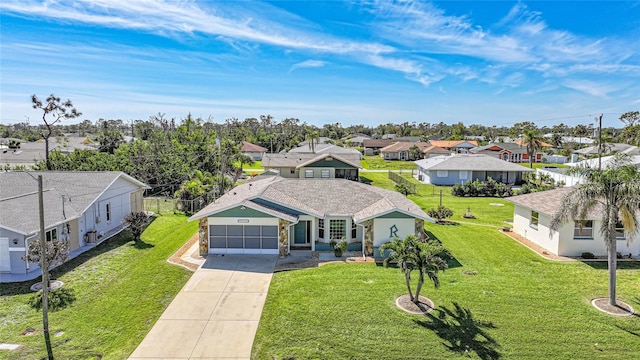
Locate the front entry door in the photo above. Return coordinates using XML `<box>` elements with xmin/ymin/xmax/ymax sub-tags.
<box><xmin>293</xmin><ymin>221</ymin><xmax>309</xmax><ymax>245</ymax></box>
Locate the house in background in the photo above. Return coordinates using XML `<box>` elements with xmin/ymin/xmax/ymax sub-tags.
<box><xmin>261</xmin><ymin>152</ymin><xmax>361</xmax><ymax>180</ymax></box>
<box><xmin>572</xmin><ymin>143</ymin><xmax>638</xmax><ymax>157</ymax></box>
<box><xmin>470</xmin><ymin>142</ymin><xmax>543</xmax><ymax>163</ymax></box>
<box><xmin>380</xmin><ymin>141</ymin><xmax>431</xmax><ymax>160</ymax></box>
<box><xmin>507</xmin><ymin>187</ymin><xmax>639</xmax><ymax>257</ymax></box>
<box><xmin>341</xmin><ymin>134</ymin><xmax>371</xmax><ymax>147</ymax></box>
<box><xmin>363</xmin><ymin>139</ymin><xmax>395</xmax><ymax>156</ymax></box>
<box><xmin>288</xmin><ymin>143</ymin><xmax>362</xmax><ymax>159</ymax></box>
<box><xmin>429</xmin><ymin>140</ymin><xmax>479</xmax><ymax>153</ymax></box>
<box><xmin>512</xmin><ymin>139</ymin><xmax>553</xmax><ymax>148</ymax></box>
<box><xmin>414</xmin><ymin>154</ymin><xmax>534</xmax><ymax>185</ymax></box>
<box><xmin>423</xmin><ymin>145</ymin><xmax>451</xmax><ymax>158</ymax></box>
<box><xmin>188</xmin><ymin>176</ymin><xmax>433</xmax><ymax>258</ymax></box>
<box><xmin>0</xmin><ymin>171</ymin><xmax>149</xmax><ymax>279</ymax></box>
<box><xmin>241</xmin><ymin>141</ymin><xmax>268</xmax><ymax>161</ymax></box>
<box><xmin>0</xmin><ymin>137</ymin><xmax>98</xmax><ymax>169</ymax></box>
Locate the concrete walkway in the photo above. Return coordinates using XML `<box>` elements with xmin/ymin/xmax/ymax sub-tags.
<box><xmin>129</xmin><ymin>254</ymin><xmax>277</xmax><ymax>359</ymax></box>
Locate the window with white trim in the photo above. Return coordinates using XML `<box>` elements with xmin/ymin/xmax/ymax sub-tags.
<box><xmin>573</xmin><ymin>220</ymin><xmax>593</xmax><ymax>238</ymax></box>
<box><xmin>290</xmin><ymin>168</ymin><xmax>295</xmax><ymax>174</ymax></box>
<box><xmin>45</xmin><ymin>228</ymin><xmax>57</xmax><ymax>242</ymax></box>
<box><xmin>351</xmin><ymin>221</ymin><xmax>357</xmax><ymax>239</ymax></box>
<box><xmin>318</xmin><ymin>219</ymin><xmax>325</xmax><ymax>239</ymax></box>
<box><xmin>437</xmin><ymin>170</ymin><xmax>448</xmax><ymax>177</ymax></box>
<box><xmin>305</xmin><ymin>169</ymin><xmax>314</xmax><ymax>178</ymax></box>
<box><xmin>329</xmin><ymin>219</ymin><xmax>346</xmax><ymax>240</ymax></box>
<box><xmin>106</xmin><ymin>203</ymin><xmax>112</xmax><ymax>222</ymax></box>
<box><xmin>530</xmin><ymin>211</ymin><xmax>539</xmax><ymax>229</ymax></box>
<box><xmin>321</xmin><ymin>169</ymin><xmax>330</xmax><ymax>178</ymax></box>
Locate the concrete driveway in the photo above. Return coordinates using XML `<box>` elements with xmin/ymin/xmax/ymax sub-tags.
<box><xmin>129</xmin><ymin>254</ymin><xmax>277</xmax><ymax>359</ymax></box>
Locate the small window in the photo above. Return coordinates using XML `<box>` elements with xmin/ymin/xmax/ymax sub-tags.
<box><xmin>573</xmin><ymin>220</ymin><xmax>593</xmax><ymax>238</ymax></box>
<box><xmin>290</xmin><ymin>168</ymin><xmax>295</xmax><ymax>174</ymax></box>
<box><xmin>106</xmin><ymin>203</ymin><xmax>112</xmax><ymax>222</ymax></box>
<box><xmin>305</xmin><ymin>169</ymin><xmax>314</xmax><ymax>178</ymax></box>
<box><xmin>530</xmin><ymin>211</ymin><xmax>539</xmax><ymax>229</ymax></box>
<box><xmin>459</xmin><ymin>171</ymin><xmax>468</xmax><ymax>180</ymax></box>
<box><xmin>615</xmin><ymin>221</ymin><xmax>625</xmax><ymax>239</ymax></box>
<box><xmin>351</xmin><ymin>221</ymin><xmax>357</xmax><ymax>239</ymax></box>
<box><xmin>318</xmin><ymin>219</ymin><xmax>325</xmax><ymax>239</ymax></box>
<box><xmin>321</xmin><ymin>169</ymin><xmax>330</xmax><ymax>178</ymax></box>
<box><xmin>329</xmin><ymin>219</ymin><xmax>346</xmax><ymax>240</ymax></box>
<box><xmin>45</xmin><ymin>228</ymin><xmax>57</xmax><ymax>242</ymax></box>
<box><xmin>437</xmin><ymin>170</ymin><xmax>448</xmax><ymax>178</ymax></box>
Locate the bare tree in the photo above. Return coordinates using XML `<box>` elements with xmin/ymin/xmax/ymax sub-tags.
<box><xmin>32</xmin><ymin>94</ymin><xmax>82</xmax><ymax>170</ymax></box>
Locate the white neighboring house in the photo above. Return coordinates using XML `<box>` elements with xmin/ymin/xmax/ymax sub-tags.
<box><xmin>0</xmin><ymin>171</ymin><xmax>149</xmax><ymax>279</ymax></box>
<box><xmin>507</xmin><ymin>187</ymin><xmax>639</xmax><ymax>257</ymax></box>
<box><xmin>241</xmin><ymin>141</ymin><xmax>268</xmax><ymax>161</ymax></box>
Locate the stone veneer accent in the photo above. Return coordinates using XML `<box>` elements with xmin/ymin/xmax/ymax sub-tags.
<box><xmin>363</xmin><ymin>219</ymin><xmax>374</xmax><ymax>256</ymax></box>
<box><xmin>278</xmin><ymin>219</ymin><xmax>291</xmax><ymax>257</ymax></box>
<box><xmin>415</xmin><ymin>219</ymin><xmax>425</xmax><ymax>241</ymax></box>
<box><xmin>199</xmin><ymin>218</ymin><xmax>209</xmax><ymax>256</ymax></box>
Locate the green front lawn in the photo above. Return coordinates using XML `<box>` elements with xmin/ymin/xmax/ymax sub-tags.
<box><xmin>254</xmin><ymin>224</ymin><xmax>640</xmax><ymax>359</ymax></box>
<box><xmin>0</xmin><ymin>214</ymin><xmax>197</xmax><ymax>359</ymax></box>
<box><xmin>360</xmin><ymin>172</ymin><xmax>513</xmax><ymax>227</ymax></box>
<box><xmin>361</xmin><ymin>155</ymin><xmax>417</xmax><ymax>170</ymax></box>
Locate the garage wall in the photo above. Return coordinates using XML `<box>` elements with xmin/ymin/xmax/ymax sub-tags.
<box><xmin>208</xmin><ymin>216</ymin><xmax>279</xmax><ymax>255</ymax></box>
<box><xmin>373</xmin><ymin>218</ymin><xmax>415</xmax><ymax>247</ymax></box>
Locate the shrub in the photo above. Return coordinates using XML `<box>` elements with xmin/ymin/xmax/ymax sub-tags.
<box><xmin>29</xmin><ymin>287</ymin><xmax>76</xmax><ymax>311</ymax></box>
<box><xmin>452</xmin><ymin>178</ymin><xmax>513</xmax><ymax>198</ymax></box>
<box><xmin>581</xmin><ymin>252</ymin><xmax>595</xmax><ymax>259</ymax></box>
<box><xmin>427</xmin><ymin>206</ymin><xmax>454</xmax><ymax>223</ymax></box>
<box><xmin>124</xmin><ymin>212</ymin><xmax>150</xmax><ymax>242</ymax></box>
<box><xmin>395</xmin><ymin>183</ymin><xmax>412</xmax><ymax>196</ymax></box>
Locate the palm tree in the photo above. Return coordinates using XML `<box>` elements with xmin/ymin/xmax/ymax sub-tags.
<box><xmin>305</xmin><ymin>130</ymin><xmax>320</xmax><ymax>153</ymax></box>
<box><xmin>380</xmin><ymin>235</ymin><xmax>448</xmax><ymax>305</ymax></box>
<box><xmin>523</xmin><ymin>130</ymin><xmax>543</xmax><ymax>168</ymax></box>
<box><xmin>550</xmin><ymin>154</ymin><xmax>640</xmax><ymax>306</ymax></box>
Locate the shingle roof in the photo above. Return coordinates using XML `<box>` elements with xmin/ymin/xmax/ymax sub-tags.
<box><xmin>262</xmin><ymin>153</ymin><xmax>361</xmax><ymax>168</ymax></box>
<box><xmin>363</xmin><ymin>139</ymin><xmax>395</xmax><ymax>148</ymax></box>
<box><xmin>430</xmin><ymin>140</ymin><xmax>478</xmax><ymax>148</ymax></box>
<box><xmin>288</xmin><ymin>143</ymin><xmax>361</xmax><ymax>157</ymax></box>
<box><xmin>423</xmin><ymin>145</ymin><xmax>450</xmax><ymax>154</ymax></box>
<box><xmin>241</xmin><ymin>141</ymin><xmax>267</xmax><ymax>153</ymax></box>
<box><xmin>189</xmin><ymin>177</ymin><xmax>432</xmax><ymax>223</ymax></box>
<box><xmin>380</xmin><ymin>142</ymin><xmax>431</xmax><ymax>152</ymax></box>
<box><xmin>0</xmin><ymin>171</ymin><xmax>149</xmax><ymax>235</ymax></box>
<box><xmin>513</xmin><ymin>139</ymin><xmax>553</xmax><ymax>147</ymax></box>
<box><xmin>471</xmin><ymin>142</ymin><xmax>530</xmax><ymax>154</ymax></box>
<box><xmin>415</xmin><ymin>154</ymin><xmax>535</xmax><ymax>172</ymax></box>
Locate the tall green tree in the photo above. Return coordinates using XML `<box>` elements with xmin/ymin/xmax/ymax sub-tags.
<box><xmin>380</xmin><ymin>235</ymin><xmax>448</xmax><ymax>305</ymax></box>
<box><xmin>523</xmin><ymin>130</ymin><xmax>543</xmax><ymax>168</ymax></box>
<box><xmin>409</xmin><ymin>144</ymin><xmax>423</xmax><ymax>160</ymax></box>
<box><xmin>31</xmin><ymin>94</ymin><xmax>82</xmax><ymax>169</ymax></box>
<box><xmin>305</xmin><ymin>130</ymin><xmax>320</xmax><ymax>153</ymax></box>
<box><xmin>550</xmin><ymin>154</ymin><xmax>640</xmax><ymax>306</ymax></box>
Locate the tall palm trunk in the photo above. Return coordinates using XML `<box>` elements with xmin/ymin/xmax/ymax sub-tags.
<box><xmin>608</xmin><ymin>229</ymin><xmax>617</xmax><ymax>306</ymax></box>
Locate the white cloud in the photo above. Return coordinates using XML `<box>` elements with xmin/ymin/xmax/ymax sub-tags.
<box><xmin>563</xmin><ymin>80</ymin><xmax>618</xmax><ymax>98</ymax></box>
<box><xmin>289</xmin><ymin>60</ymin><xmax>327</xmax><ymax>73</ymax></box>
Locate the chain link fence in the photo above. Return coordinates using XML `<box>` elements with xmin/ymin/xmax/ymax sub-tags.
<box><xmin>143</xmin><ymin>190</ymin><xmax>216</xmax><ymax>215</ymax></box>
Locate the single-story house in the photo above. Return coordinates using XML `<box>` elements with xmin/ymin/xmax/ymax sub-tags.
<box><xmin>423</xmin><ymin>145</ymin><xmax>451</xmax><ymax>158</ymax></box>
<box><xmin>188</xmin><ymin>177</ymin><xmax>433</xmax><ymax>258</ymax></box>
<box><xmin>380</xmin><ymin>142</ymin><xmax>431</xmax><ymax>160</ymax></box>
<box><xmin>414</xmin><ymin>154</ymin><xmax>534</xmax><ymax>185</ymax></box>
<box><xmin>0</xmin><ymin>171</ymin><xmax>149</xmax><ymax>278</ymax></box>
<box><xmin>573</xmin><ymin>143</ymin><xmax>637</xmax><ymax>156</ymax></box>
<box><xmin>512</xmin><ymin>139</ymin><xmax>553</xmax><ymax>148</ymax></box>
<box><xmin>507</xmin><ymin>187</ymin><xmax>639</xmax><ymax>257</ymax></box>
<box><xmin>261</xmin><ymin>152</ymin><xmax>361</xmax><ymax>180</ymax></box>
<box><xmin>288</xmin><ymin>143</ymin><xmax>362</xmax><ymax>159</ymax></box>
<box><xmin>470</xmin><ymin>142</ymin><xmax>543</xmax><ymax>163</ymax></box>
<box><xmin>241</xmin><ymin>141</ymin><xmax>268</xmax><ymax>161</ymax></box>
<box><xmin>341</xmin><ymin>134</ymin><xmax>371</xmax><ymax>147</ymax></box>
<box><xmin>429</xmin><ymin>140</ymin><xmax>478</xmax><ymax>153</ymax></box>
<box><xmin>363</xmin><ymin>139</ymin><xmax>395</xmax><ymax>156</ymax></box>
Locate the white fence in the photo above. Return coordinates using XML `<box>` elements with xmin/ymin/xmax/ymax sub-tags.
<box><xmin>536</xmin><ymin>168</ymin><xmax>582</xmax><ymax>187</ymax></box>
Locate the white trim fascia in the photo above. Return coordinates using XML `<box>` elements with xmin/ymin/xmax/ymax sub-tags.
<box><xmin>355</xmin><ymin>208</ymin><xmax>433</xmax><ymax>224</ymax></box>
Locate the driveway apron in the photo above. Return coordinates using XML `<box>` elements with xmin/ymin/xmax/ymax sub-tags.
<box><xmin>129</xmin><ymin>254</ymin><xmax>277</xmax><ymax>359</ymax></box>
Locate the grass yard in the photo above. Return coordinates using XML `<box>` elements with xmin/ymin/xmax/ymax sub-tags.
<box><xmin>253</xmin><ymin>224</ymin><xmax>640</xmax><ymax>360</ymax></box>
<box><xmin>0</xmin><ymin>214</ymin><xmax>197</xmax><ymax>359</ymax></box>
<box><xmin>360</xmin><ymin>172</ymin><xmax>513</xmax><ymax>227</ymax></box>
<box><xmin>361</xmin><ymin>155</ymin><xmax>417</xmax><ymax>170</ymax></box>
<box><xmin>518</xmin><ymin>162</ymin><xmax>569</xmax><ymax>170</ymax></box>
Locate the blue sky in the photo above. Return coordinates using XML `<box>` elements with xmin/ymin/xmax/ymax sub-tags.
<box><xmin>1</xmin><ymin>0</ymin><xmax>639</xmax><ymax>128</ymax></box>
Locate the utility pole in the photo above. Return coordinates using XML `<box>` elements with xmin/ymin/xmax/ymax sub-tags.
<box><xmin>597</xmin><ymin>114</ymin><xmax>603</xmax><ymax>171</ymax></box>
<box><xmin>38</xmin><ymin>175</ymin><xmax>54</xmax><ymax>359</ymax></box>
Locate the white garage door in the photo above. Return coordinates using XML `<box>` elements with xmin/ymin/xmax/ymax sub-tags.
<box><xmin>0</xmin><ymin>238</ymin><xmax>10</xmax><ymax>272</ymax></box>
<box><xmin>209</xmin><ymin>225</ymin><xmax>279</xmax><ymax>254</ymax></box>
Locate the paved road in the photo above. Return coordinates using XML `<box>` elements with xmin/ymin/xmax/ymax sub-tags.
<box><xmin>129</xmin><ymin>255</ymin><xmax>277</xmax><ymax>359</ymax></box>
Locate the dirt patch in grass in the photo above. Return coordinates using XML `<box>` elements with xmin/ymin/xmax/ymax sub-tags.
<box><xmin>591</xmin><ymin>298</ymin><xmax>635</xmax><ymax>316</ymax></box>
<box><xmin>395</xmin><ymin>294</ymin><xmax>435</xmax><ymax>315</ymax></box>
